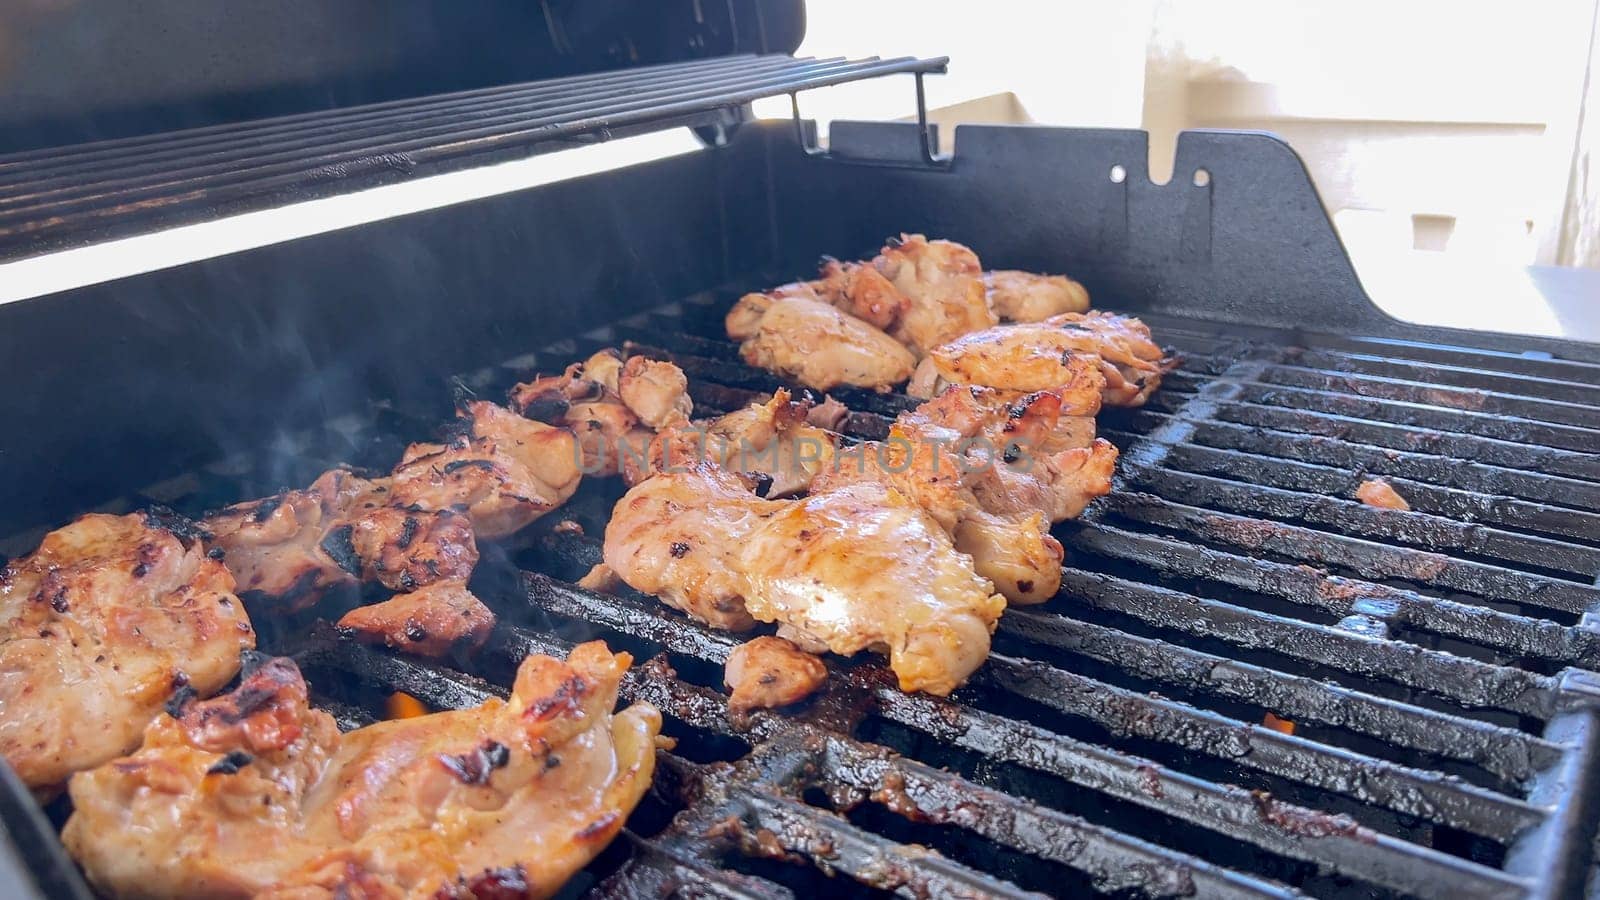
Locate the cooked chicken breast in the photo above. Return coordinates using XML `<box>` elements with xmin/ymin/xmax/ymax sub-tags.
<box><xmin>63</xmin><ymin>642</ymin><xmax>661</xmax><ymax>900</ymax></box>
<box><xmin>984</xmin><ymin>270</ymin><xmax>1090</xmax><ymax>322</ymax></box>
<box><xmin>390</xmin><ymin>400</ymin><xmax>581</xmax><ymax>539</ymax></box>
<box><xmin>726</xmin><ymin>294</ymin><xmax>917</xmax><ymax>392</ymax></box>
<box><xmin>605</xmin><ymin>464</ymin><xmax>1003</xmax><ymax>694</ymax></box>
<box><xmin>873</xmin><ymin>234</ymin><xmax>996</xmax><ymax>357</ymax></box>
<box><xmin>336</xmin><ymin>579</ymin><xmax>495</xmax><ymax>657</ymax></box>
<box><xmin>910</xmin><ymin>312</ymin><xmax>1171</xmax><ymax>406</ymax></box>
<box><xmin>724</xmin><ymin>635</ymin><xmax>827</xmax><ymax>714</ymax></box>
<box><xmin>740</xmin><ymin>481</ymin><xmax>1005</xmax><ymax>696</ymax></box>
<box><xmin>0</xmin><ymin>513</ymin><xmax>254</xmax><ymax>796</ymax></box>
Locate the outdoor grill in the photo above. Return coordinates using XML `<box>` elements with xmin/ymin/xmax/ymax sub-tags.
<box><xmin>2</xmin><ymin>3</ymin><xmax>1599</xmax><ymax>898</ymax></box>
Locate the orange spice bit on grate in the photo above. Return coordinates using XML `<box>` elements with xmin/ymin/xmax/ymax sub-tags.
<box><xmin>1355</xmin><ymin>478</ymin><xmax>1410</xmax><ymax>511</ymax></box>
<box><xmin>1262</xmin><ymin>713</ymin><xmax>1296</xmax><ymax>735</ymax></box>
<box><xmin>386</xmin><ymin>691</ymin><xmax>429</xmax><ymax>719</ymax></box>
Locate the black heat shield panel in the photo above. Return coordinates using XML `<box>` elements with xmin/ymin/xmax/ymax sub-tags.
<box><xmin>0</xmin><ymin>0</ymin><xmax>805</xmax><ymax>153</ymax></box>
<box><xmin>757</xmin><ymin>120</ymin><xmax>1600</xmax><ymax>361</ymax></box>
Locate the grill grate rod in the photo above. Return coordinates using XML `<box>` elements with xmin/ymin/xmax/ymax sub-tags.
<box><xmin>1104</xmin><ymin>493</ymin><xmax>1600</xmax><ymax>616</ymax></box>
<box><xmin>1120</xmin><ymin>463</ymin><xmax>1600</xmax><ymax>578</ymax></box>
<box><xmin>1256</xmin><ymin>364</ymin><xmax>1600</xmax><ymax>431</ymax></box>
<box><xmin>1133</xmin><ymin>436</ymin><xmax>1600</xmax><ymax>545</ymax></box>
<box><xmin>1070</xmin><ymin>522</ymin><xmax>1600</xmax><ymax>669</ymax></box>
<box><xmin>1122</xmin><ymin>411</ymin><xmax>1600</xmax><ymax>513</ymax></box>
<box><xmin>1147</xmin><ymin>395</ymin><xmax>1600</xmax><ymax>483</ymax></box>
<box><xmin>1281</xmin><ymin>348</ymin><xmax>1600</xmax><ymax>408</ymax></box>
<box><xmin>1040</xmin><ymin>568</ymin><xmax>1560</xmax><ymax>720</ymax></box>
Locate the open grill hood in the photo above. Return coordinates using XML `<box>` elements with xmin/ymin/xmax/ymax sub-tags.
<box><xmin>2</xmin><ymin>4</ymin><xmax>1600</xmax><ymax>896</ymax></box>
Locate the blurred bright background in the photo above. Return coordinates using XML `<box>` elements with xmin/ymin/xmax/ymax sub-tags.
<box><xmin>755</xmin><ymin>0</ymin><xmax>1600</xmax><ymax>335</ymax></box>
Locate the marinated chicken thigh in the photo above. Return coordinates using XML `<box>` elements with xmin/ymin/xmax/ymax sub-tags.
<box><xmin>390</xmin><ymin>400</ymin><xmax>581</xmax><ymax>539</ymax></box>
<box><xmin>725</xmin><ymin>293</ymin><xmax>917</xmax><ymax>392</ymax></box>
<box><xmin>740</xmin><ymin>480</ymin><xmax>1005</xmax><ymax>696</ymax></box>
<box><xmin>604</xmin><ymin>464</ymin><xmax>1004</xmax><ymax>695</ymax></box>
<box><xmin>509</xmin><ymin>349</ymin><xmax>688</xmax><ymax>478</ymax></box>
<box><xmin>63</xmin><ymin>642</ymin><xmax>660</xmax><ymax>899</ymax></box>
<box><xmin>724</xmin><ymin>635</ymin><xmax>828</xmax><ymax>714</ymax></box>
<box><xmin>984</xmin><ymin>269</ymin><xmax>1090</xmax><ymax>322</ymax></box>
<box><xmin>634</xmin><ymin>388</ymin><xmax>837</xmax><ymax>496</ymax></box>
<box><xmin>0</xmin><ymin>513</ymin><xmax>254</xmax><ymax>796</ymax></box>
<box><xmin>910</xmin><ymin>311</ymin><xmax>1171</xmax><ymax>406</ymax></box>
<box><xmin>873</xmin><ymin>234</ymin><xmax>997</xmax><ymax>356</ymax></box>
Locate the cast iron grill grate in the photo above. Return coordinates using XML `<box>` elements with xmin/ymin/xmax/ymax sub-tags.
<box><xmin>12</xmin><ymin>284</ymin><xmax>1600</xmax><ymax>899</ymax></box>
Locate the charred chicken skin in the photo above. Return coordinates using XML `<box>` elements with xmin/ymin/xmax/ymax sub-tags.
<box><xmin>0</xmin><ymin>512</ymin><xmax>254</xmax><ymax>797</ymax></box>
<box><xmin>63</xmin><ymin>642</ymin><xmax>661</xmax><ymax>900</ymax></box>
<box><xmin>604</xmin><ymin>464</ymin><xmax>1004</xmax><ymax>695</ymax></box>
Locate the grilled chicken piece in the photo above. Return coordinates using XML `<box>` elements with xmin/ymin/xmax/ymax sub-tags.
<box><xmin>814</xmin><ymin>257</ymin><xmax>910</xmax><ymax>330</ymax></box>
<box><xmin>603</xmin><ymin>465</ymin><xmax>771</xmax><ymax>631</ymax></box>
<box><xmin>740</xmin><ymin>481</ymin><xmax>1005</xmax><ymax>695</ymax></box>
<box><xmin>811</xmin><ymin>392</ymin><xmax>1063</xmax><ymax>606</ymax></box>
<box><xmin>605</xmin><ymin>464</ymin><xmax>1003</xmax><ymax>695</ymax></box>
<box><xmin>726</xmin><ymin>294</ymin><xmax>917</xmax><ymax>392</ymax></box>
<box><xmin>634</xmin><ymin>389</ymin><xmax>836</xmax><ymax>497</ymax></box>
<box><xmin>984</xmin><ymin>270</ymin><xmax>1090</xmax><ymax>322</ymax></box>
<box><xmin>510</xmin><ymin>349</ymin><xmax>691</xmax><ymax>478</ymax></box>
<box><xmin>207</xmin><ymin>469</ymin><xmax>478</xmax><ymax>610</ymax></box>
<box><xmin>206</xmin><ymin>468</ymin><xmax>384</xmax><ymax>607</ymax></box>
<box><xmin>390</xmin><ymin>400</ymin><xmax>581</xmax><ymax>539</ymax></box>
<box><xmin>873</xmin><ymin>234</ymin><xmax>996</xmax><ymax>357</ymax></box>
<box><xmin>0</xmin><ymin>513</ymin><xmax>254</xmax><ymax>796</ymax></box>
<box><xmin>724</xmin><ymin>635</ymin><xmax>827</xmax><ymax>714</ymax></box>
<box><xmin>336</xmin><ymin>580</ymin><xmax>495</xmax><ymax>657</ymax></box>
<box><xmin>64</xmin><ymin>642</ymin><xmax>660</xmax><ymax>900</ymax></box>
<box><xmin>1357</xmin><ymin>478</ymin><xmax>1411</xmax><ymax>511</ymax></box>
<box><xmin>909</xmin><ymin>311</ymin><xmax>1171</xmax><ymax>407</ymax></box>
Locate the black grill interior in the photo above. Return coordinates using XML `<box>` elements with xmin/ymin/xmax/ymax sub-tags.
<box><xmin>5</xmin><ymin>92</ymin><xmax>1600</xmax><ymax>898</ymax></box>
<box><xmin>14</xmin><ymin>277</ymin><xmax>1598</xmax><ymax>899</ymax></box>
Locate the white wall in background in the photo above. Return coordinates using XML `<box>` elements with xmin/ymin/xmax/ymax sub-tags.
<box><xmin>751</xmin><ymin>0</ymin><xmax>1155</xmax><ymax>142</ymax></box>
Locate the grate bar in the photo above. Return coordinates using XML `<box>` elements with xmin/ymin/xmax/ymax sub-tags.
<box><xmin>1228</xmin><ymin>381</ymin><xmax>1599</xmax><ymax>454</ymax></box>
<box><xmin>1282</xmin><ymin>347</ymin><xmax>1600</xmax><ymax>408</ymax></box>
<box><xmin>1122</xmin><ymin>465</ymin><xmax>1600</xmax><ymax>578</ymax></box>
<box><xmin>1289</xmin><ymin>334</ymin><xmax>1600</xmax><ymax>384</ymax></box>
<box><xmin>729</xmin><ymin>787</ymin><xmax>1046</xmax><ymax>899</ymax></box>
<box><xmin>1070</xmin><ymin>522</ymin><xmax>1600</xmax><ymax>668</ymax></box>
<box><xmin>1044</xmin><ymin>567</ymin><xmax>1560</xmax><ymax>719</ymax></box>
<box><xmin>999</xmin><ymin>604</ymin><xmax>1555</xmax><ymax>786</ymax></box>
<box><xmin>980</xmin><ymin>652</ymin><xmax>1543</xmax><ymax>841</ymax></box>
<box><xmin>1103</xmin><ymin>493</ymin><xmax>1600</xmax><ymax>614</ymax></box>
<box><xmin>1259</xmin><ymin>364</ymin><xmax>1600</xmax><ymax>431</ymax></box>
<box><xmin>1173</xmin><ymin>397</ymin><xmax>1600</xmax><ymax>483</ymax></box>
<box><xmin>872</xmin><ymin>686</ymin><xmax>1530</xmax><ymax>898</ymax></box>
<box><xmin>1147</xmin><ymin>439</ymin><xmax>1600</xmax><ymax>545</ymax></box>
<box><xmin>1127</xmin><ymin>412</ymin><xmax>1600</xmax><ymax>513</ymax></box>
<box><xmin>518</xmin><ymin>567</ymin><xmax>1545</xmax><ymax>883</ymax></box>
